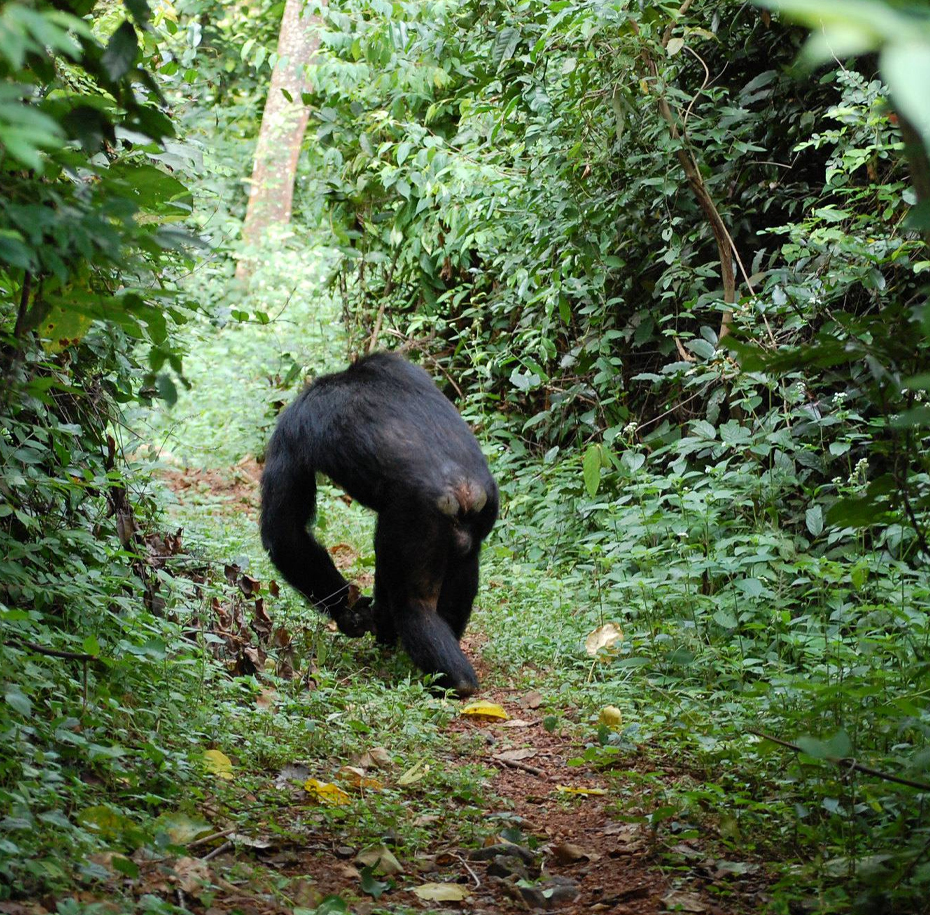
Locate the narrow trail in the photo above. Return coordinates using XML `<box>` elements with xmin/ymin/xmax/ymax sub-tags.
<box><xmin>146</xmin><ymin>464</ymin><xmax>761</xmax><ymax>915</ymax></box>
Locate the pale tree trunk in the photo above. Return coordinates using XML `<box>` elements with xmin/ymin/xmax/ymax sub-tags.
<box><xmin>236</xmin><ymin>0</ymin><xmax>324</xmax><ymax>282</ymax></box>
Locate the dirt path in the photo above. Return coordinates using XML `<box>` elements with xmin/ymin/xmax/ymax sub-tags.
<box><xmin>134</xmin><ymin>465</ymin><xmax>763</xmax><ymax>915</ymax></box>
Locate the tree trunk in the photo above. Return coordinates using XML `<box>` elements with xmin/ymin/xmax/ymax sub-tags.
<box><xmin>236</xmin><ymin>0</ymin><xmax>324</xmax><ymax>282</ymax></box>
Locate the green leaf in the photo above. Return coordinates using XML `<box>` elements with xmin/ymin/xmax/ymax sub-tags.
<box><xmin>82</xmin><ymin>635</ymin><xmax>101</xmax><ymax>656</ymax></box>
<box><xmin>5</xmin><ymin>688</ymin><xmax>32</xmax><ymax>717</ymax></box>
<box><xmin>583</xmin><ymin>445</ymin><xmax>602</xmax><ymax>498</ymax></box>
<box><xmin>360</xmin><ymin>866</ymin><xmax>389</xmax><ymax>899</ymax></box>
<box><xmin>492</xmin><ymin>27</ymin><xmax>520</xmax><ymax>67</ymax></box>
<box><xmin>882</xmin><ymin>42</ymin><xmax>930</xmax><ymax>147</ymax></box>
<box><xmin>101</xmin><ymin>21</ymin><xmax>138</xmax><ymax>82</ymax></box>
<box><xmin>797</xmin><ymin>730</ymin><xmax>852</xmax><ymax>760</ymax></box>
<box><xmin>805</xmin><ymin>505</ymin><xmax>824</xmax><ymax>538</ymax></box>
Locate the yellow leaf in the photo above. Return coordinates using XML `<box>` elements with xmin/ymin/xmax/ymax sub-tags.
<box><xmin>203</xmin><ymin>749</ymin><xmax>234</xmax><ymax>780</ymax></box>
<box><xmin>598</xmin><ymin>706</ymin><xmax>623</xmax><ymax>728</ymax></box>
<box><xmin>556</xmin><ymin>785</ymin><xmax>607</xmax><ymax>797</ymax></box>
<box><xmin>584</xmin><ymin>623</ymin><xmax>623</xmax><ymax>657</ymax></box>
<box><xmin>461</xmin><ymin>701</ymin><xmax>509</xmax><ymax>721</ymax></box>
<box><xmin>397</xmin><ymin>758</ymin><xmax>430</xmax><ymax>786</ymax></box>
<box><xmin>412</xmin><ymin>882</ymin><xmax>472</xmax><ymax>902</ymax></box>
<box><xmin>337</xmin><ymin>765</ymin><xmax>384</xmax><ymax>790</ymax></box>
<box><xmin>304</xmin><ymin>778</ymin><xmax>351</xmax><ymax>806</ymax></box>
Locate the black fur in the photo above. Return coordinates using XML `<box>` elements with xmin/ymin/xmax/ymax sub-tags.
<box><xmin>260</xmin><ymin>352</ymin><xmax>498</xmax><ymax>697</ymax></box>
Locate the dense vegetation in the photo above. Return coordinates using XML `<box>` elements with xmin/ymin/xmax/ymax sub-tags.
<box><xmin>2</xmin><ymin>0</ymin><xmax>930</xmax><ymax>913</ymax></box>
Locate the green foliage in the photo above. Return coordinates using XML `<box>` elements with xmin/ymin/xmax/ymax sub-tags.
<box><xmin>300</xmin><ymin>0</ymin><xmax>930</xmax><ymax>909</ymax></box>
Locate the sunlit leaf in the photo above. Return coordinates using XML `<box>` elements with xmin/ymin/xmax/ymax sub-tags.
<box><xmin>412</xmin><ymin>882</ymin><xmax>472</xmax><ymax>902</ymax></box>
<box><xmin>304</xmin><ymin>778</ymin><xmax>351</xmax><ymax>806</ymax></box>
<box><xmin>585</xmin><ymin>623</ymin><xmax>623</xmax><ymax>657</ymax></box>
<box><xmin>203</xmin><ymin>749</ymin><xmax>234</xmax><ymax>780</ymax></box>
<box><xmin>461</xmin><ymin>701</ymin><xmax>509</xmax><ymax>720</ymax></box>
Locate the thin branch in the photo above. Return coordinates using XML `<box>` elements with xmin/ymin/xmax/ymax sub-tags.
<box><xmin>5</xmin><ymin>636</ymin><xmax>98</xmax><ymax>662</ymax></box>
<box><xmin>490</xmin><ymin>756</ymin><xmax>544</xmax><ymax>777</ymax></box>
<box><xmin>749</xmin><ymin>730</ymin><xmax>930</xmax><ymax>792</ymax></box>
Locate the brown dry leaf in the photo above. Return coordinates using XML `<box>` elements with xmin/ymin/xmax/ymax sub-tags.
<box><xmin>461</xmin><ymin>700</ymin><xmax>509</xmax><ymax>721</ymax></box>
<box><xmin>499</xmin><ymin>718</ymin><xmax>537</xmax><ymax>728</ymax></box>
<box><xmin>550</xmin><ymin>842</ymin><xmax>592</xmax><ymax>864</ymax></box>
<box><xmin>412</xmin><ymin>882</ymin><xmax>472</xmax><ymax>902</ymax></box>
<box><xmin>585</xmin><ymin>622</ymin><xmax>623</xmax><ymax>657</ymax></box>
<box><xmin>255</xmin><ymin>688</ymin><xmax>277</xmax><ymax>711</ymax></box>
<box><xmin>522</xmin><ymin>690</ymin><xmax>543</xmax><ymax>709</ymax></box>
<box><xmin>337</xmin><ymin>765</ymin><xmax>384</xmax><ymax>790</ymax></box>
<box><xmin>355</xmin><ymin>746</ymin><xmax>392</xmax><ymax>769</ymax></box>
<box><xmin>494</xmin><ymin>748</ymin><xmax>538</xmax><ymax>763</ymax></box>
<box><xmin>662</xmin><ymin>891</ymin><xmax>708</xmax><ymax>912</ymax></box>
<box><xmin>171</xmin><ymin>857</ymin><xmax>212</xmax><ymax>894</ymax></box>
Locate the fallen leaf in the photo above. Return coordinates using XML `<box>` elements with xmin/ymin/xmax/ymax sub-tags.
<box><xmin>585</xmin><ymin>623</ymin><xmax>623</xmax><ymax>657</ymax></box>
<box><xmin>256</xmin><ymin>688</ymin><xmax>277</xmax><ymax>710</ymax></box>
<box><xmin>461</xmin><ymin>701</ymin><xmax>509</xmax><ymax>721</ymax></box>
<box><xmin>355</xmin><ymin>844</ymin><xmax>403</xmax><ymax>876</ymax></box>
<box><xmin>229</xmin><ymin>832</ymin><xmax>274</xmax><ymax>849</ymax></box>
<box><xmin>171</xmin><ymin>856</ymin><xmax>212</xmax><ymax>894</ymax></box>
<box><xmin>663</xmin><ymin>890</ymin><xmax>707</xmax><ymax>912</ymax></box>
<box><xmin>274</xmin><ymin>763</ymin><xmax>310</xmax><ymax>789</ymax></box>
<box><xmin>499</xmin><ymin>718</ymin><xmax>537</xmax><ymax>728</ymax></box>
<box><xmin>598</xmin><ymin>705</ymin><xmax>623</xmax><ymax>728</ymax></box>
<box><xmin>412</xmin><ymin>882</ymin><xmax>472</xmax><ymax>902</ymax></box>
<box><xmin>155</xmin><ymin>812</ymin><xmax>213</xmax><ymax>845</ymax></box>
<box><xmin>337</xmin><ymin>766</ymin><xmax>384</xmax><ymax>790</ymax></box>
<box><xmin>203</xmin><ymin>749</ymin><xmax>233</xmax><ymax>780</ymax></box>
<box><xmin>304</xmin><ymin>778</ymin><xmax>351</xmax><ymax>806</ymax></box>
<box><xmin>356</xmin><ymin>746</ymin><xmax>393</xmax><ymax>769</ymax></box>
<box><xmin>76</xmin><ymin>805</ymin><xmax>133</xmax><ymax>838</ymax></box>
<box><xmin>397</xmin><ymin>758</ymin><xmax>430</xmax><ymax>786</ymax></box>
<box><xmin>555</xmin><ymin>785</ymin><xmax>607</xmax><ymax>797</ymax></box>
<box><xmin>494</xmin><ymin>748</ymin><xmax>538</xmax><ymax>762</ymax></box>
<box><xmin>550</xmin><ymin>842</ymin><xmax>591</xmax><ymax>864</ymax></box>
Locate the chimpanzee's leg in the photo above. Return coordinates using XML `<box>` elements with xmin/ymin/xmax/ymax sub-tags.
<box><xmin>437</xmin><ymin>552</ymin><xmax>480</xmax><ymax>641</ymax></box>
<box><xmin>372</xmin><ymin>516</ymin><xmax>398</xmax><ymax>646</ymax></box>
<box><xmin>375</xmin><ymin>503</ymin><xmax>478</xmax><ymax>696</ymax></box>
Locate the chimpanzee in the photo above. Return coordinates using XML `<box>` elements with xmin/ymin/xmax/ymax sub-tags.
<box><xmin>260</xmin><ymin>352</ymin><xmax>498</xmax><ymax>697</ymax></box>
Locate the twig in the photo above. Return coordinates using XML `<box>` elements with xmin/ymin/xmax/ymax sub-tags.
<box><xmin>490</xmin><ymin>756</ymin><xmax>544</xmax><ymax>777</ymax></box>
<box><xmin>201</xmin><ymin>840</ymin><xmax>233</xmax><ymax>862</ymax></box>
<box><xmin>451</xmin><ymin>852</ymin><xmax>482</xmax><ymax>888</ymax></box>
<box><xmin>188</xmin><ymin>827</ymin><xmax>235</xmax><ymax>849</ymax></box>
<box><xmin>749</xmin><ymin>729</ymin><xmax>930</xmax><ymax>792</ymax></box>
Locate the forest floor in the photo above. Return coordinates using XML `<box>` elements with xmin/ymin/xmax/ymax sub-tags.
<box><xmin>64</xmin><ymin>460</ymin><xmax>768</xmax><ymax>915</ymax></box>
